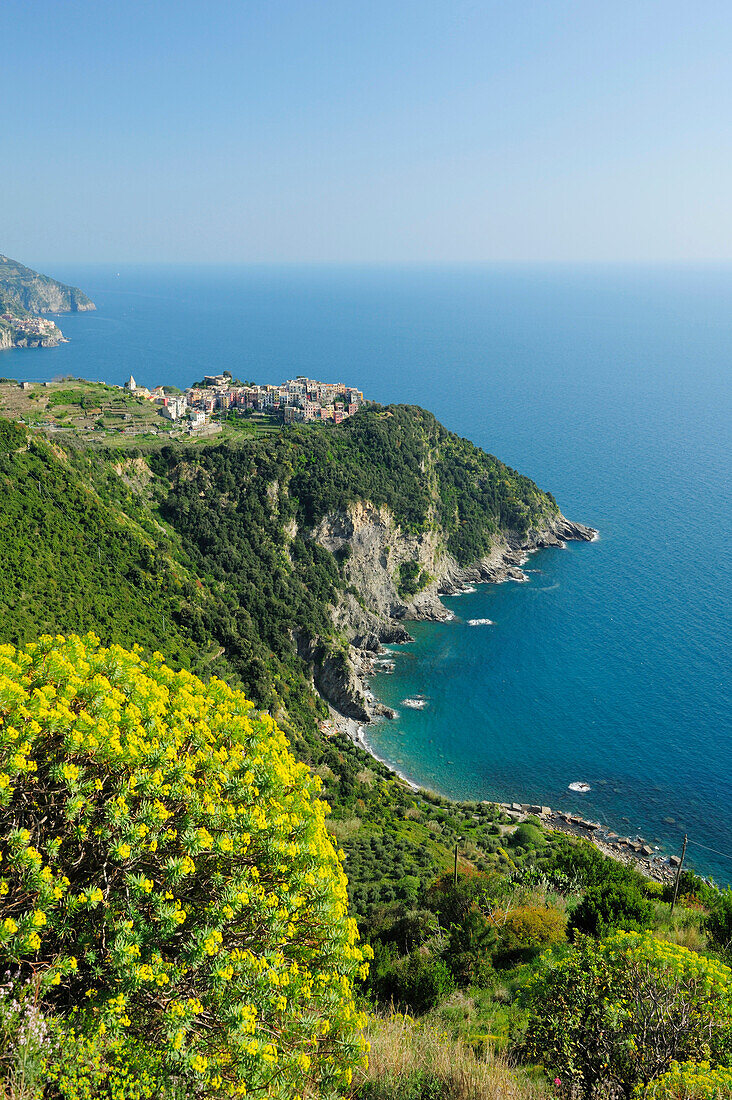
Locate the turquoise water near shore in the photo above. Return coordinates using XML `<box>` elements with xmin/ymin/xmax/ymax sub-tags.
<box><xmin>3</xmin><ymin>264</ymin><xmax>731</xmax><ymax>881</ymax></box>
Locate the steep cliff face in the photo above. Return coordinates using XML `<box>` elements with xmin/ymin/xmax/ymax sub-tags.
<box><xmin>119</xmin><ymin>406</ymin><xmax>597</xmax><ymax>732</ymax></box>
<box><xmin>312</xmin><ymin>501</ymin><xmax>451</xmax><ymax>629</ymax></box>
<box><xmin>0</xmin><ymin>254</ymin><xmax>95</xmax><ymax>313</ymax></box>
<box><xmin>311</xmin><ymin>500</ymin><xmax>596</xmax><ymax>722</ymax></box>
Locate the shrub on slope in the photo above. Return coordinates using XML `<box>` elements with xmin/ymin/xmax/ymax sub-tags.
<box><xmin>0</xmin><ymin>634</ymin><xmax>370</xmax><ymax>1097</ymax></box>
<box><xmin>523</xmin><ymin>931</ymin><xmax>732</xmax><ymax>1099</ymax></box>
<box><xmin>636</xmin><ymin>1061</ymin><xmax>732</xmax><ymax>1100</ymax></box>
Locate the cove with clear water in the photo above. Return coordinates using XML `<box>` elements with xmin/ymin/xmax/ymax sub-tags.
<box><xmin>3</xmin><ymin>263</ymin><xmax>731</xmax><ymax>882</ymax></box>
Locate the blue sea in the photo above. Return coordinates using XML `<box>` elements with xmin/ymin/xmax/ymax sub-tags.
<box><xmin>4</xmin><ymin>264</ymin><xmax>731</xmax><ymax>883</ymax></box>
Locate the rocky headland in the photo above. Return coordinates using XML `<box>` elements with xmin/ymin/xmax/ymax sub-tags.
<box><xmin>0</xmin><ymin>253</ymin><xmax>95</xmax><ymax>349</ymax></box>
<box><xmin>309</xmin><ymin>501</ymin><xmax>684</xmax><ymax>884</ymax></box>
<box><xmin>0</xmin><ymin>316</ymin><xmax>66</xmax><ymax>349</ymax></box>
<box><xmin>494</xmin><ymin>802</ymin><xmax>679</xmax><ymax>883</ymax></box>
<box><xmin>311</xmin><ymin>500</ymin><xmax>596</xmax><ymax>722</ymax></box>
<box><xmin>0</xmin><ymin>253</ymin><xmax>95</xmax><ymax>314</ymax></box>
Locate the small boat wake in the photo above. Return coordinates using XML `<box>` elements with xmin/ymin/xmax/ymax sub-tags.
<box><xmin>467</xmin><ymin>618</ymin><xmax>494</xmax><ymax>626</ymax></box>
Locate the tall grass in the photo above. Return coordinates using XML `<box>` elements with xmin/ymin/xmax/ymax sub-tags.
<box><xmin>651</xmin><ymin>902</ymin><xmax>708</xmax><ymax>952</ymax></box>
<box><xmin>352</xmin><ymin>1013</ymin><xmax>549</xmax><ymax>1100</ymax></box>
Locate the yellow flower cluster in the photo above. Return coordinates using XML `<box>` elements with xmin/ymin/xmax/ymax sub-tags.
<box><xmin>45</xmin><ymin>1019</ymin><xmax>164</xmax><ymax>1100</ymax></box>
<box><xmin>638</xmin><ymin>1060</ymin><xmax>732</xmax><ymax>1099</ymax></box>
<box><xmin>0</xmin><ymin>634</ymin><xmax>371</xmax><ymax>1098</ymax></box>
<box><xmin>603</xmin><ymin>930</ymin><xmax>732</xmax><ymax>1000</ymax></box>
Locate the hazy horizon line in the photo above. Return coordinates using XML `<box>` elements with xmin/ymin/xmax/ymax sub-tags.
<box><xmin>21</xmin><ymin>257</ymin><xmax>732</xmax><ymax>270</ymax></box>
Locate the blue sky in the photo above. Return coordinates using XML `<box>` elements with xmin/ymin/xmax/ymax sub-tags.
<box><xmin>3</xmin><ymin>0</ymin><xmax>731</xmax><ymax>263</ymax></box>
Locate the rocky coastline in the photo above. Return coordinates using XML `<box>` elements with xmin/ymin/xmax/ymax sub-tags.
<box><xmin>493</xmin><ymin>802</ymin><xmax>678</xmax><ymax>883</ymax></box>
<box><xmin>309</xmin><ymin>508</ymin><xmax>683</xmax><ymax>884</ymax></box>
<box><xmin>0</xmin><ymin>253</ymin><xmax>95</xmax><ymax>350</ymax></box>
<box><xmin>322</xmin><ymin>697</ymin><xmax>679</xmax><ymax>883</ymax></box>
<box><xmin>312</xmin><ymin>505</ymin><xmax>597</xmax><ymax>723</ymax></box>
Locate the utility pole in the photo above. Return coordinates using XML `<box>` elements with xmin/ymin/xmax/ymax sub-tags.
<box><xmin>454</xmin><ymin>837</ymin><xmax>463</xmax><ymax>886</ymax></box>
<box><xmin>670</xmin><ymin>834</ymin><xmax>688</xmax><ymax>916</ymax></box>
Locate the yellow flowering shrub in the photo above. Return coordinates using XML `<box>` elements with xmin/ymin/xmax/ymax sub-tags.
<box><xmin>44</xmin><ymin>1022</ymin><xmax>164</xmax><ymax>1100</ymax></box>
<box><xmin>0</xmin><ymin>634</ymin><xmax>371</xmax><ymax>1097</ymax></box>
<box><xmin>488</xmin><ymin>903</ymin><xmax>566</xmax><ymax>952</ymax></box>
<box><xmin>638</xmin><ymin>1061</ymin><xmax>732</xmax><ymax>1099</ymax></box>
<box><xmin>524</xmin><ymin>931</ymin><xmax>732</xmax><ymax>1099</ymax></box>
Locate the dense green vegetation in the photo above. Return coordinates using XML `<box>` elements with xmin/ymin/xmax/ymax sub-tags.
<box><xmin>352</xmin><ymin>844</ymin><xmax>732</xmax><ymax>1100</ymax></box>
<box><xmin>358</xmin><ymin>835</ymin><xmax>658</xmax><ymax>1014</ymax></box>
<box><xmin>0</xmin><ymin>421</ymin><xmax>205</xmax><ymax>668</ymax></box>
<box><xmin>397</xmin><ymin>559</ymin><xmax>432</xmax><ymax>598</ymax></box>
<box><xmin>0</xmin><ymin>253</ymin><xmax>94</xmax><ymax>313</ymax></box>
<box><xmin>0</xmin><ymin>402</ymin><xmax>729</xmax><ymax>1100</ymax></box>
<box><xmin>151</xmin><ymin>437</ymin><xmax>345</xmax><ymax>718</ymax></box>
<box><xmin>288</xmin><ymin>405</ymin><xmax>558</xmax><ymax>562</ymax></box>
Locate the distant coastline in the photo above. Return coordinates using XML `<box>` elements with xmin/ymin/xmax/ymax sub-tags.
<box><xmin>0</xmin><ymin>252</ymin><xmax>95</xmax><ymax>349</ymax></box>
<box><xmin>2</xmin><ymin>265</ymin><xmax>726</xmax><ymax>884</ymax></box>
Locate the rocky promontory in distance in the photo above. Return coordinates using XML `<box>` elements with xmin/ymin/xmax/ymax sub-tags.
<box><xmin>0</xmin><ymin>252</ymin><xmax>95</xmax><ymax>349</ymax></box>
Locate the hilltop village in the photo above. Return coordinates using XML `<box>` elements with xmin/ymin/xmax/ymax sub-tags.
<box><xmin>127</xmin><ymin>372</ymin><xmax>365</xmax><ymax>430</ymax></box>
<box><xmin>0</xmin><ymin>309</ymin><xmax>65</xmax><ymax>349</ymax></box>
<box><xmin>0</xmin><ymin>310</ymin><xmax>63</xmax><ymax>340</ymax></box>
<box><xmin>0</xmin><ymin>373</ymin><xmax>366</xmax><ymax>442</ymax></box>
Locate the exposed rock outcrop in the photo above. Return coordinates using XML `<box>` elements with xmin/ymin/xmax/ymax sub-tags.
<box><xmin>0</xmin><ymin>254</ymin><xmax>95</xmax><ymax>313</ymax></box>
<box><xmin>0</xmin><ymin>254</ymin><xmax>95</xmax><ymax>349</ymax></box>
<box><xmin>311</xmin><ymin>501</ymin><xmax>597</xmax><ymax>724</ymax></box>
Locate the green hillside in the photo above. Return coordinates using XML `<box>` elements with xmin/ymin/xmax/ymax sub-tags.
<box><xmin>1</xmin><ymin>404</ymin><xmax>730</xmax><ymax>1100</ymax></box>
<box><xmin>0</xmin><ymin>403</ymin><xmax>562</xmax><ymax>739</ymax></box>
<box><xmin>0</xmin><ymin>419</ymin><xmax>206</xmax><ymax>668</ymax></box>
<box><xmin>0</xmin><ymin>406</ymin><xmax>568</xmax><ymax>916</ymax></box>
<box><xmin>0</xmin><ymin>252</ymin><xmax>95</xmax><ymax>312</ymax></box>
